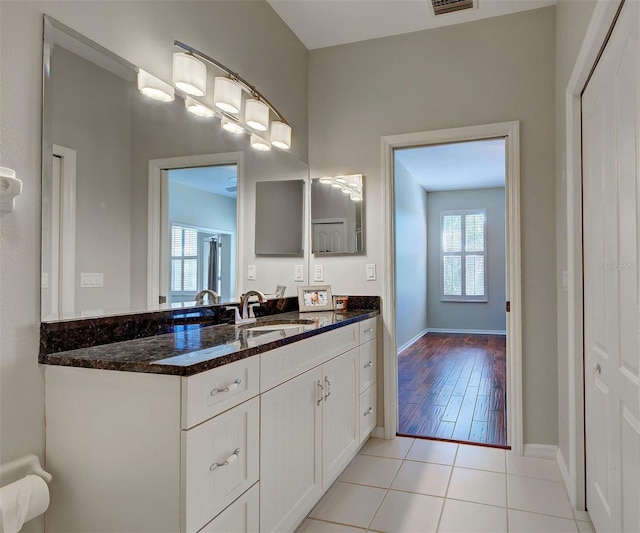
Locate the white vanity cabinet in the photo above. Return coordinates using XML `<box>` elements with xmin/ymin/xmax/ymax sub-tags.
<box><xmin>259</xmin><ymin>321</ymin><xmax>376</xmax><ymax>533</ymax></box>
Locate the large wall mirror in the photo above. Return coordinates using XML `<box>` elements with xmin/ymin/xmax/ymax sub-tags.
<box><xmin>41</xmin><ymin>16</ymin><xmax>309</xmax><ymax>322</ymax></box>
<box><xmin>311</xmin><ymin>175</ymin><xmax>365</xmax><ymax>254</ymax></box>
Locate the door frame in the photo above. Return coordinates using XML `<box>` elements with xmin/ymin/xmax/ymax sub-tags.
<box><xmin>564</xmin><ymin>0</ymin><xmax>625</xmax><ymax>511</ymax></box>
<box><xmin>381</xmin><ymin>121</ymin><xmax>523</xmax><ymax>454</ymax></box>
<box><xmin>147</xmin><ymin>152</ymin><xmax>244</xmax><ymax>308</ymax></box>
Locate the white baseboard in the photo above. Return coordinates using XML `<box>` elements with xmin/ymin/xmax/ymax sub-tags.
<box><xmin>426</xmin><ymin>328</ymin><xmax>507</xmax><ymax>335</ymax></box>
<box><xmin>371</xmin><ymin>426</ymin><xmax>385</xmax><ymax>439</ymax></box>
<box><xmin>523</xmin><ymin>443</ymin><xmax>558</xmax><ymax>459</ymax></box>
<box><xmin>397</xmin><ymin>329</ymin><xmax>429</xmax><ymax>354</ymax></box>
<box><xmin>556</xmin><ymin>448</ymin><xmax>575</xmax><ymax>507</ymax></box>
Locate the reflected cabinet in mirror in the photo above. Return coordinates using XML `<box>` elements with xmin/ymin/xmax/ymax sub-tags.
<box><xmin>41</xmin><ymin>16</ymin><xmax>309</xmax><ymax>322</ymax></box>
<box><xmin>255</xmin><ymin>180</ymin><xmax>304</xmax><ymax>256</ymax></box>
<box><xmin>311</xmin><ymin>175</ymin><xmax>365</xmax><ymax>254</ymax></box>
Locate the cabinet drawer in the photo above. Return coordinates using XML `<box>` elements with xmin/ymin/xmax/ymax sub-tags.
<box><xmin>359</xmin><ymin>318</ymin><xmax>376</xmax><ymax>344</ymax></box>
<box><xmin>198</xmin><ymin>483</ymin><xmax>259</xmax><ymax>533</ymax></box>
<box><xmin>260</xmin><ymin>324</ymin><xmax>358</xmax><ymax>392</ymax></box>
<box><xmin>182</xmin><ymin>397</ymin><xmax>260</xmax><ymax>533</ymax></box>
<box><xmin>182</xmin><ymin>356</ymin><xmax>259</xmax><ymax>429</ymax></box>
<box><xmin>359</xmin><ymin>384</ymin><xmax>377</xmax><ymax>443</ymax></box>
<box><xmin>359</xmin><ymin>340</ymin><xmax>376</xmax><ymax>393</ymax></box>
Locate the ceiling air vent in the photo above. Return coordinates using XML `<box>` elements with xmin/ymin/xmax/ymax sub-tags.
<box><xmin>431</xmin><ymin>0</ymin><xmax>474</xmax><ymax>15</ymax></box>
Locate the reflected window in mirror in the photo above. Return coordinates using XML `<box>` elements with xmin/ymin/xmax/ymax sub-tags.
<box><xmin>311</xmin><ymin>175</ymin><xmax>365</xmax><ymax>255</ymax></box>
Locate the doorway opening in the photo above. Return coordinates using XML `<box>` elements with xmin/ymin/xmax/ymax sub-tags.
<box><xmin>394</xmin><ymin>139</ymin><xmax>508</xmax><ymax>447</ymax></box>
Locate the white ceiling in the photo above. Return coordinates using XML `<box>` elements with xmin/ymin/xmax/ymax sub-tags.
<box><xmin>395</xmin><ymin>138</ymin><xmax>505</xmax><ymax>191</ymax></box>
<box><xmin>267</xmin><ymin>0</ymin><xmax>556</xmax><ymax>49</ymax></box>
<box><xmin>168</xmin><ymin>165</ymin><xmax>238</xmax><ymax>198</ymax></box>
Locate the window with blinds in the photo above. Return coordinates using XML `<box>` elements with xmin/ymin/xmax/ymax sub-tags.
<box><xmin>171</xmin><ymin>225</ymin><xmax>199</xmax><ymax>293</ymax></box>
<box><xmin>441</xmin><ymin>209</ymin><xmax>488</xmax><ymax>302</ymax></box>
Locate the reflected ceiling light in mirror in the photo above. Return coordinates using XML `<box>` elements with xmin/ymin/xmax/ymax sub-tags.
<box><xmin>174</xmin><ymin>41</ymin><xmax>292</xmax><ymax>152</ymax></box>
<box><xmin>350</xmin><ymin>194</ymin><xmax>362</xmax><ymax>202</ymax></box>
<box><xmin>137</xmin><ymin>69</ymin><xmax>175</xmax><ymax>102</ymax></box>
<box><xmin>250</xmin><ymin>134</ymin><xmax>271</xmax><ymax>152</ymax></box>
<box><xmin>172</xmin><ymin>53</ymin><xmax>207</xmax><ymax>96</ymax></box>
<box><xmin>184</xmin><ymin>97</ymin><xmax>214</xmax><ymax>118</ymax></box>
<box><xmin>271</xmin><ymin>121</ymin><xmax>292</xmax><ymax>150</ymax></box>
<box><xmin>213</xmin><ymin>77</ymin><xmax>242</xmax><ymax>115</ymax></box>
<box><xmin>319</xmin><ymin>177</ymin><xmax>333</xmax><ymax>184</ymax></box>
<box><xmin>221</xmin><ymin>117</ymin><xmax>245</xmax><ymax>135</ymax></box>
<box><xmin>245</xmin><ymin>99</ymin><xmax>269</xmax><ymax>131</ymax></box>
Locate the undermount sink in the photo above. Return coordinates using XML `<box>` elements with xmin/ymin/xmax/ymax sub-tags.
<box><xmin>240</xmin><ymin>319</ymin><xmax>315</xmax><ymax>332</ymax></box>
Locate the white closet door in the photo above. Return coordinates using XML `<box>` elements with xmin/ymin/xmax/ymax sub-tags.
<box><xmin>582</xmin><ymin>2</ymin><xmax>640</xmax><ymax>531</ymax></box>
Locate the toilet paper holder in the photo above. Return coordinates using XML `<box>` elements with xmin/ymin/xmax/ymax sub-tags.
<box><xmin>0</xmin><ymin>454</ymin><xmax>52</xmax><ymax>488</ymax></box>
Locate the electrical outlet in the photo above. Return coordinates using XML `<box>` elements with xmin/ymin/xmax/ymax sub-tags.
<box><xmin>247</xmin><ymin>265</ymin><xmax>256</xmax><ymax>281</ymax></box>
<box><xmin>314</xmin><ymin>264</ymin><xmax>324</xmax><ymax>282</ymax></box>
<box><xmin>294</xmin><ymin>264</ymin><xmax>304</xmax><ymax>282</ymax></box>
<box><xmin>80</xmin><ymin>273</ymin><xmax>104</xmax><ymax>288</ymax></box>
<box><xmin>366</xmin><ymin>264</ymin><xmax>377</xmax><ymax>281</ymax></box>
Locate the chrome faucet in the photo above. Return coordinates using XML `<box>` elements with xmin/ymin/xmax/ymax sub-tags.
<box><xmin>238</xmin><ymin>290</ymin><xmax>266</xmax><ymax>324</ymax></box>
<box><xmin>195</xmin><ymin>289</ymin><xmax>219</xmax><ymax>305</ymax></box>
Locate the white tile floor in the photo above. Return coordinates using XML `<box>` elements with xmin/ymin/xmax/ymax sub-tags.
<box><xmin>298</xmin><ymin>437</ymin><xmax>594</xmax><ymax>533</ymax></box>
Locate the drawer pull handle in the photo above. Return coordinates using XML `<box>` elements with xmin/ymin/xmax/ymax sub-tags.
<box><xmin>210</xmin><ymin>448</ymin><xmax>241</xmax><ymax>471</ymax></box>
<box><xmin>364</xmin><ymin>361</ymin><xmax>373</xmax><ymax>368</ymax></box>
<box><xmin>324</xmin><ymin>377</ymin><xmax>331</xmax><ymax>401</ymax></box>
<box><xmin>364</xmin><ymin>328</ymin><xmax>373</xmax><ymax>334</ymax></box>
<box><xmin>317</xmin><ymin>380</ymin><xmax>324</xmax><ymax>406</ymax></box>
<box><xmin>364</xmin><ymin>407</ymin><xmax>373</xmax><ymax>416</ymax></box>
<box><xmin>211</xmin><ymin>379</ymin><xmax>242</xmax><ymax>396</ymax></box>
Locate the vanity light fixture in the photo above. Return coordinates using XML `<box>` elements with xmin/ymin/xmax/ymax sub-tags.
<box><xmin>245</xmin><ymin>99</ymin><xmax>269</xmax><ymax>131</ymax></box>
<box><xmin>184</xmin><ymin>96</ymin><xmax>214</xmax><ymax>118</ymax></box>
<box><xmin>172</xmin><ymin>53</ymin><xmax>207</xmax><ymax>96</ymax></box>
<box><xmin>137</xmin><ymin>69</ymin><xmax>175</xmax><ymax>102</ymax></box>
<box><xmin>250</xmin><ymin>134</ymin><xmax>271</xmax><ymax>152</ymax></box>
<box><xmin>221</xmin><ymin>117</ymin><xmax>245</xmax><ymax>135</ymax></box>
<box><xmin>174</xmin><ymin>40</ymin><xmax>292</xmax><ymax>151</ymax></box>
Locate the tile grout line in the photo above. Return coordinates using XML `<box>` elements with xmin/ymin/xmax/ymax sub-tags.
<box><xmin>434</xmin><ymin>443</ymin><xmax>460</xmax><ymax>531</ymax></box>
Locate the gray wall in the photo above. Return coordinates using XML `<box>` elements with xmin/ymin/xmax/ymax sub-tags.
<box><xmin>309</xmin><ymin>7</ymin><xmax>558</xmax><ymax>444</ymax></box>
<box><xmin>427</xmin><ymin>188</ymin><xmax>506</xmax><ymax>332</ymax></box>
<box><xmin>0</xmin><ymin>6</ymin><xmax>307</xmax><ymax>532</ymax></box>
<box><xmin>555</xmin><ymin>0</ymin><xmax>597</xmax><ymax>485</ymax></box>
<box><xmin>394</xmin><ymin>160</ymin><xmax>428</xmax><ymax>350</ymax></box>
<box><xmin>51</xmin><ymin>47</ymin><xmax>133</xmax><ymax>315</ymax></box>
<box><xmin>168</xmin><ymin>182</ymin><xmax>237</xmax><ymax>233</ymax></box>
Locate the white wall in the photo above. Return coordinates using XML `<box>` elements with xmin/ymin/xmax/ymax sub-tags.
<box><xmin>554</xmin><ymin>0</ymin><xmax>597</xmax><ymax>485</ymax></box>
<box><xmin>168</xmin><ymin>182</ymin><xmax>237</xmax><ymax>235</ymax></box>
<box><xmin>0</xmin><ymin>4</ymin><xmax>307</xmax><ymax>531</ymax></box>
<box><xmin>426</xmin><ymin>188</ymin><xmax>506</xmax><ymax>332</ymax></box>
<box><xmin>394</xmin><ymin>160</ymin><xmax>428</xmax><ymax>350</ymax></box>
<box><xmin>309</xmin><ymin>7</ymin><xmax>558</xmax><ymax>445</ymax></box>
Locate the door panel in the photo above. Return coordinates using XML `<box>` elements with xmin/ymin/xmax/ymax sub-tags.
<box><xmin>582</xmin><ymin>2</ymin><xmax>640</xmax><ymax>531</ymax></box>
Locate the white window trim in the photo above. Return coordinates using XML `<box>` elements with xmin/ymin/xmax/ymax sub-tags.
<box><xmin>440</xmin><ymin>208</ymin><xmax>488</xmax><ymax>302</ymax></box>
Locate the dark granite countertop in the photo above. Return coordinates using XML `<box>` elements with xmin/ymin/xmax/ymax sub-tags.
<box><xmin>40</xmin><ymin>310</ymin><xmax>378</xmax><ymax>377</ymax></box>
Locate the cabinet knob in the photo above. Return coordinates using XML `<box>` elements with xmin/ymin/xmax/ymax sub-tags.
<box><xmin>364</xmin><ymin>361</ymin><xmax>373</xmax><ymax>368</ymax></box>
<box><xmin>209</xmin><ymin>448</ymin><xmax>241</xmax><ymax>471</ymax></box>
<box><xmin>211</xmin><ymin>378</ymin><xmax>242</xmax><ymax>396</ymax></box>
<box><xmin>593</xmin><ymin>363</ymin><xmax>601</xmax><ymax>375</ymax></box>
<box><xmin>364</xmin><ymin>407</ymin><xmax>373</xmax><ymax>416</ymax></box>
<box><xmin>364</xmin><ymin>328</ymin><xmax>373</xmax><ymax>334</ymax></box>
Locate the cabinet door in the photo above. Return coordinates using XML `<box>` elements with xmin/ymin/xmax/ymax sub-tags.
<box><xmin>199</xmin><ymin>482</ymin><xmax>259</xmax><ymax>533</ymax></box>
<box><xmin>322</xmin><ymin>348</ymin><xmax>360</xmax><ymax>488</ymax></box>
<box><xmin>260</xmin><ymin>367</ymin><xmax>323</xmax><ymax>533</ymax></box>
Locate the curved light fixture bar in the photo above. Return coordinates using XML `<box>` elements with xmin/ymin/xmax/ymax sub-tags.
<box><xmin>174</xmin><ymin>40</ymin><xmax>290</xmax><ymax>127</ymax></box>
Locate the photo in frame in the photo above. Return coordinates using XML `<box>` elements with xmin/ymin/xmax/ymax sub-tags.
<box><xmin>297</xmin><ymin>285</ymin><xmax>333</xmax><ymax>312</ymax></box>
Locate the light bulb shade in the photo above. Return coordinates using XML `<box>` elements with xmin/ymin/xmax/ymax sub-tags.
<box><xmin>271</xmin><ymin>121</ymin><xmax>292</xmax><ymax>150</ymax></box>
<box><xmin>245</xmin><ymin>99</ymin><xmax>269</xmax><ymax>131</ymax></box>
<box><xmin>137</xmin><ymin>69</ymin><xmax>174</xmax><ymax>102</ymax></box>
<box><xmin>250</xmin><ymin>134</ymin><xmax>271</xmax><ymax>152</ymax></box>
<box><xmin>213</xmin><ymin>77</ymin><xmax>242</xmax><ymax>114</ymax></box>
<box><xmin>185</xmin><ymin>97</ymin><xmax>214</xmax><ymax>118</ymax></box>
<box><xmin>335</xmin><ymin>176</ymin><xmax>347</xmax><ymax>183</ymax></box>
<box><xmin>350</xmin><ymin>194</ymin><xmax>362</xmax><ymax>202</ymax></box>
<box><xmin>319</xmin><ymin>177</ymin><xmax>333</xmax><ymax>184</ymax></box>
<box><xmin>221</xmin><ymin>117</ymin><xmax>245</xmax><ymax>135</ymax></box>
<box><xmin>172</xmin><ymin>53</ymin><xmax>207</xmax><ymax>96</ymax></box>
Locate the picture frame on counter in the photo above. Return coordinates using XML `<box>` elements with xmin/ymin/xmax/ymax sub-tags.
<box><xmin>298</xmin><ymin>285</ymin><xmax>333</xmax><ymax>312</ymax></box>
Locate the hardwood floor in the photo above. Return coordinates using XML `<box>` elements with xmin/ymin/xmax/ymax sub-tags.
<box><xmin>398</xmin><ymin>332</ymin><xmax>507</xmax><ymax>447</ymax></box>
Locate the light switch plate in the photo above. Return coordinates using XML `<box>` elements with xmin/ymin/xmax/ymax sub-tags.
<box><xmin>366</xmin><ymin>263</ymin><xmax>377</xmax><ymax>281</ymax></box>
<box><xmin>247</xmin><ymin>265</ymin><xmax>256</xmax><ymax>281</ymax></box>
<box><xmin>80</xmin><ymin>273</ymin><xmax>104</xmax><ymax>288</ymax></box>
<box><xmin>294</xmin><ymin>264</ymin><xmax>304</xmax><ymax>282</ymax></box>
<box><xmin>314</xmin><ymin>264</ymin><xmax>324</xmax><ymax>282</ymax></box>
